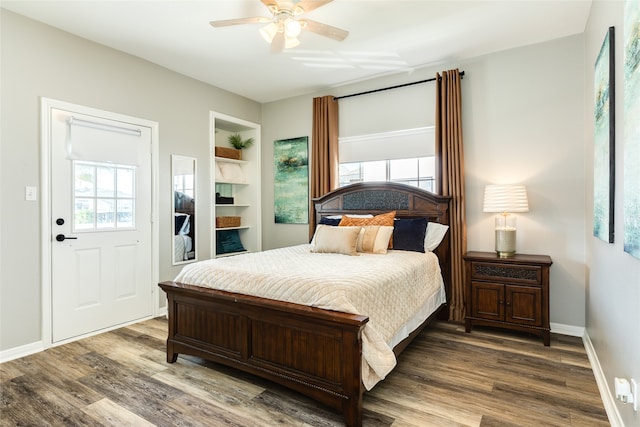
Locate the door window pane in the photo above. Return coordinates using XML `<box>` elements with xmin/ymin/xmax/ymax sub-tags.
<box><xmin>73</xmin><ymin>161</ymin><xmax>136</xmax><ymax>231</ymax></box>
<box><xmin>117</xmin><ymin>199</ymin><xmax>134</xmax><ymax>227</ymax></box>
<box><xmin>117</xmin><ymin>168</ymin><xmax>134</xmax><ymax>198</ymax></box>
<box><xmin>74</xmin><ymin>198</ymin><xmax>95</xmax><ymax>230</ymax></box>
<box><xmin>96</xmin><ymin>166</ymin><xmax>115</xmax><ymax>197</ymax></box>
<box><xmin>96</xmin><ymin>199</ymin><xmax>115</xmax><ymax>228</ymax></box>
<box><xmin>74</xmin><ymin>164</ymin><xmax>95</xmax><ymax>197</ymax></box>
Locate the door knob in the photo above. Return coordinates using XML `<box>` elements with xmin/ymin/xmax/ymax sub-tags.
<box><xmin>55</xmin><ymin>234</ymin><xmax>77</xmax><ymax>242</ymax></box>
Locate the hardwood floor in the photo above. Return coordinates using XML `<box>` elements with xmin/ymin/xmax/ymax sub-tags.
<box><xmin>1</xmin><ymin>318</ymin><xmax>609</xmax><ymax>426</ymax></box>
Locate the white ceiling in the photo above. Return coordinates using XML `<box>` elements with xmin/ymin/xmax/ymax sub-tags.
<box><xmin>2</xmin><ymin>0</ymin><xmax>592</xmax><ymax>103</ymax></box>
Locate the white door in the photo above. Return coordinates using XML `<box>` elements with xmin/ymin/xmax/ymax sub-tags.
<box><xmin>50</xmin><ymin>107</ymin><xmax>153</xmax><ymax>343</ymax></box>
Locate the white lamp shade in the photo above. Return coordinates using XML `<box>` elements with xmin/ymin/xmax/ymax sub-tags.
<box><xmin>284</xmin><ymin>35</ymin><xmax>300</xmax><ymax>49</ymax></box>
<box><xmin>260</xmin><ymin>22</ymin><xmax>278</xmax><ymax>43</ymax></box>
<box><xmin>483</xmin><ymin>184</ymin><xmax>529</xmax><ymax>213</ymax></box>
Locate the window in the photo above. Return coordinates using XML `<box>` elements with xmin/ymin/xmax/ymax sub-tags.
<box><xmin>173</xmin><ymin>174</ymin><xmax>194</xmax><ymax>198</ymax></box>
<box><xmin>339</xmin><ymin>156</ymin><xmax>436</xmax><ymax>191</ymax></box>
<box><xmin>73</xmin><ymin>161</ymin><xmax>136</xmax><ymax>231</ymax></box>
<box><xmin>338</xmin><ymin>127</ymin><xmax>437</xmax><ymax>191</ymax></box>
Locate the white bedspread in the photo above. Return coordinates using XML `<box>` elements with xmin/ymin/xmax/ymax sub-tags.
<box><xmin>174</xmin><ymin>244</ymin><xmax>446</xmax><ymax>390</ymax></box>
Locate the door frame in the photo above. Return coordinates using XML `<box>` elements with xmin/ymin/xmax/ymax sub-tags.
<box><xmin>40</xmin><ymin>97</ymin><xmax>160</xmax><ymax>348</ymax></box>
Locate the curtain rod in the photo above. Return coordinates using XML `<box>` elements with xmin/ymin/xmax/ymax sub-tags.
<box><xmin>334</xmin><ymin>71</ymin><xmax>465</xmax><ymax>101</ymax></box>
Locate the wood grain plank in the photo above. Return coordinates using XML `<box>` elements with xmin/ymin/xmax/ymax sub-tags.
<box><xmin>76</xmin><ymin>352</ymin><xmax>189</xmax><ymax>425</ymax></box>
<box><xmin>0</xmin><ymin>360</ymin><xmax>24</xmax><ymax>383</ymax></box>
<box><xmin>166</xmin><ymin>393</ymin><xmax>262</xmax><ymax>427</ymax></box>
<box><xmin>1</xmin><ymin>374</ymin><xmax>104</xmax><ymax>427</ymax></box>
<box><xmin>1</xmin><ymin>317</ymin><xmax>608</xmax><ymax>427</ymax></box>
<box><xmin>82</xmin><ymin>398</ymin><xmax>156</xmax><ymax>427</ymax></box>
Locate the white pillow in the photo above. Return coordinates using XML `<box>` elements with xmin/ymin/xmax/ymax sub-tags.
<box><xmin>310</xmin><ymin>225</ymin><xmax>360</xmax><ymax>256</ymax></box>
<box><xmin>357</xmin><ymin>225</ymin><xmax>394</xmax><ymax>254</ymax></box>
<box><xmin>218</xmin><ymin>163</ymin><xmax>245</xmax><ymax>183</ymax></box>
<box><xmin>424</xmin><ymin>222</ymin><xmax>449</xmax><ymax>252</ymax></box>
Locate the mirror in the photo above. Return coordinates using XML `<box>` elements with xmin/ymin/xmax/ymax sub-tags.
<box><xmin>172</xmin><ymin>155</ymin><xmax>197</xmax><ymax>265</ymax></box>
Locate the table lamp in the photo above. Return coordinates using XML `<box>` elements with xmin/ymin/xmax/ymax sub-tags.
<box><xmin>483</xmin><ymin>184</ymin><xmax>529</xmax><ymax>257</ymax></box>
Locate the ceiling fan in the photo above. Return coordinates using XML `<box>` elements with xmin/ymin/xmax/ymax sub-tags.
<box><xmin>209</xmin><ymin>0</ymin><xmax>349</xmax><ymax>53</ymax></box>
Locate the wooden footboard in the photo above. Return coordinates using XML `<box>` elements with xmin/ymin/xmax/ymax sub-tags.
<box><xmin>159</xmin><ymin>281</ymin><xmax>369</xmax><ymax>427</ymax></box>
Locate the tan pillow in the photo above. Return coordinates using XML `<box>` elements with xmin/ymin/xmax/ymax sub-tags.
<box><xmin>338</xmin><ymin>210</ymin><xmax>396</xmax><ymax>227</ymax></box>
<box><xmin>310</xmin><ymin>225</ymin><xmax>360</xmax><ymax>256</ymax></box>
<box><xmin>339</xmin><ymin>211</ymin><xmax>396</xmax><ymax>248</ymax></box>
<box><xmin>357</xmin><ymin>226</ymin><xmax>394</xmax><ymax>254</ymax></box>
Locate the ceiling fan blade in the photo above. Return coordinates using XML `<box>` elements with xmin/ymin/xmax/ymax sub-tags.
<box><xmin>259</xmin><ymin>0</ymin><xmax>280</xmax><ymax>14</ymax></box>
<box><xmin>294</xmin><ymin>0</ymin><xmax>333</xmax><ymax>14</ymax></box>
<box><xmin>270</xmin><ymin>32</ymin><xmax>285</xmax><ymax>53</ymax></box>
<box><xmin>209</xmin><ymin>17</ymin><xmax>271</xmax><ymax>27</ymax></box>
<box><xmin>300</xmin><ymin>19</ymin><xmax>348</xmax><ymax>41</ymax></box>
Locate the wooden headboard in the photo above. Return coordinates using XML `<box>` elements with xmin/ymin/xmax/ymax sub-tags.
<box><xmin>312</xmin><ymin>182</ymin><xmax>452</xmax><ymax>317</ymax></box>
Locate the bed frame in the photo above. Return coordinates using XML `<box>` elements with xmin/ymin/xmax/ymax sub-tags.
<box><xmin>159</xmin><ymin>182</ymin><xmax>451</xmax><ymax>427</ymax></box>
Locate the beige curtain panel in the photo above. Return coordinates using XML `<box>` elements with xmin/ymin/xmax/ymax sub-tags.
<box><xmin>310</xmin><ymin>95</ymin><xmax>339</xmax><ymax>239</ymax></box>
<box><xmin>435</xmin><ymin>69</ymin><xmax>467</xmax><ymax>322</ymax></box>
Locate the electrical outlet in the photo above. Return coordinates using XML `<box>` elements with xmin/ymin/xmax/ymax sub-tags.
<box><xmin>632</xmin><ymin>379</ymin><xmax>638</xmax><ymax>412</ymax></box>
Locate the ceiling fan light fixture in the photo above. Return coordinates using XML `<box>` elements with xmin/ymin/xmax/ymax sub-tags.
<box><xmin>260</xmin><ymin>22</ymin><xmax>278</xmax><ymax>43</ymax></box>
<box><xmin>284</xmin><ymin>18</ymin><xmax>301</xmax><ymax>38</ymax></box>
<box><xmin>210</xmin><ymin>0</ymin><xmax>349</xmax><ymax>51</ymax></box>
<box><xmin>285</xmin><ymin>35</ymin><xmax>300</xmax><ymax>49</ymax></box>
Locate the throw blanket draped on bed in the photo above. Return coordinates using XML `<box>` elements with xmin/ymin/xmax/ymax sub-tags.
<box><xmin>174</xmin><ymin>244</ymin><xmax>445</xmax><ymax>390</ymax></box>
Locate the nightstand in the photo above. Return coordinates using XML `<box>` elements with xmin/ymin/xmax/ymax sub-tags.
<box><xmin>464</xmin><ymin>251</ymin><xmax>553</xmax><ymax>346</ymax></box>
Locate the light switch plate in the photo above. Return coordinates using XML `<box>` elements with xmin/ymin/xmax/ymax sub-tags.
<box><xmin>25</xmin><ymin>186</ymin><xmax>37</xmax><ymax>201</ymax></box>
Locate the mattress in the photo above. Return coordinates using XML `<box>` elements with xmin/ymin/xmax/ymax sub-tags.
<box><xmin>174</xmin><ymin>244</ymin><xmax>446</xmax><ymax>389</ymax></box>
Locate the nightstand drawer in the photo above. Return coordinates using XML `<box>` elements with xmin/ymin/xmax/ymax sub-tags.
<box><xmin>469</xmin><ymin>261</ymin><xmax>542</xmax><ymax>286</ymax></box>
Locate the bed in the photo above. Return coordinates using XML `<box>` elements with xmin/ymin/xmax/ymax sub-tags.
<box><xmin>159</xmin><ymin>182</ymin><xmax>451</xmax><ymax>426</ymax></box>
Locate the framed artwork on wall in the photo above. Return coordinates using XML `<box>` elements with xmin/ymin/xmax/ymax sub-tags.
<box><xmin>624</xmin><ymin>1</ymin><xmax>640</xmax><ymax>259</ymax></box>
<box><xmin>593</xmin><ymin>26</ymin><xmax>615</xmax><ymax>243</ymax></box>
<box><xmin>274</xmin><ymin>136</ymin><xmax>309</xmax><ymax>224</ymax></box>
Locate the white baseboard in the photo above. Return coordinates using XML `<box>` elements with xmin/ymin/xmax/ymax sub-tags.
<box><xmin>0</xmin><ymin>341</ymin><xmax>44</xmax><ymax>363</ymax></box>
<box><xmin>583</xmin><ymin>332</ymin><xmax>623</xmax><ymax>427</ymax></box>
<box><xmin>0</xmin><ymin>313</ymin><xmax>166</xmax><ymax>364</ymax></box>
<box><xmin>550</xmin><ymin>322</ymin><xmax>584</xmax><ymax>337</ymax></box>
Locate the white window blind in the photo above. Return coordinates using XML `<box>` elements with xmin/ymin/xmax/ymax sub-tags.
<box><xmin>339</xmin><ymin>126</ymin><xmax>435</xmax><ymax>163</ymax></box>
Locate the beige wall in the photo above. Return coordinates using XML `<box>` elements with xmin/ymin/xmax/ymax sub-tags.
<box><xmin>0</xmin><ymin>10</ymin><xmax>260</xmax><ymax>351</ymax></box>
<box><xmin>585</xmin><ymin>2</ymin><xmax>640</xmax><ymax>426</ymax></box>
<box><xmin>262</xmin><ymin>34</ymin><xmax>587</xmax><ymax>329</ymax></box>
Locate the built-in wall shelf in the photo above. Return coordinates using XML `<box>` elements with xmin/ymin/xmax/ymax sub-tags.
<box><xmin>210</xmin><ymin>111</ymin><xmax>261</xmax><ymax>258</ymax></box>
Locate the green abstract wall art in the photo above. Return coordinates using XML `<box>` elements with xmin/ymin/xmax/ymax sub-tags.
<box><xmin>594</xmin><ymin>26</ymin><xmax>615</xmax><ymax>243</ymax></box>
<box><xmin>274</xmin><ymin>137</ymin><xmax>309</xmax><ymax>224</ymax></box>
<box><xmin>624</xmin><ymin>0</ymin><xmax>640</xmax><ymax>259</ymax></box>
